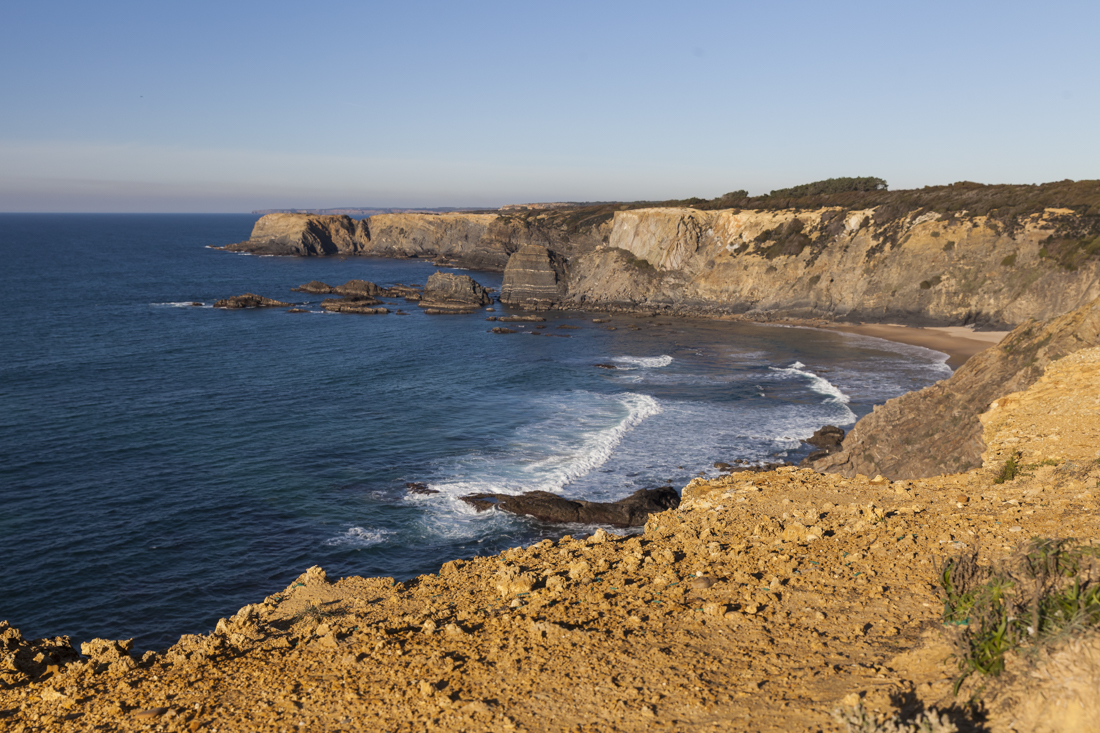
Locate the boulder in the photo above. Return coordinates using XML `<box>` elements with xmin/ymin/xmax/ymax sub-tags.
<box><xmin>292</xmin><ymin>280</ymin><xmax>335</xmax><ymax>293</ymax></box>
<box><xmin>500</xmin><ymin>245</ymin><xmax>568</xmax><ymax>310</ymax></box>
<box><xmin>213</xmin><ymin>293</ymin><xmax>291</xmax><ymax>309</ymax></box>
<box><xmin>333</xmin><ymin>279</ymin><xmax>385</xmax><ymax>297</ymax></box>
<box><xmin>459</xmin><ymin>486</ymin><xmax>680</xmax><ymax>528</ymax></box>
<box><xmin>804</xmin><ymin>425</ymin><xmax>846</xmax><ymax>450</ymax></box>
<box><xmin>418</xmin><ymin>272</ymin><xmax>492</xmax><ymax>313</ymax></box>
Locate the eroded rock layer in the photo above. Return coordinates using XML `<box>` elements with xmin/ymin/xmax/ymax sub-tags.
<box><xmin>222</xmin><ymin>213</ymin><xmax>367</xmax><ymax>256</ymax></box>
<box><xmin>812</xmin><ymin>296</ymin><xmax>1100</xmax><ymax>479</ymax></box>
<box><xmin>499</xmin><ymin>245</ymin><xmax>568</xmax><ymax>310</ymax></box>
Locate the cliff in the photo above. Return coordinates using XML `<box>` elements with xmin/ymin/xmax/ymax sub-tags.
<box><xmin>812</xmin><ymin>296</ymin><xmax>1100</xmax><ymax>479</ymax></box>
<box><xmin>364</xmin><ymin>213</ymin><xmax>504</xmax><ymax>269</ymax></box>
<box><xmin>559</xmin><ymin>206</ymin><xmax>1100</xmax><ymax>328</ymax></box>
<box><xmin>220</xmin><ymin>213</ymin><xmax>367</xmax><ymax>256</ymax></box>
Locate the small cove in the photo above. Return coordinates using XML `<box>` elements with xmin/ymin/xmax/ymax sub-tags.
<box><xmin>0</xmin><ymin>214</ymin><xmax>952</xmax><ymax>650</ymax></box>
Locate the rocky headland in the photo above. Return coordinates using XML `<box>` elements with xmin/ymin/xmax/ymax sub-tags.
<box><xmin>219</xmin><ymin>181</ymin><xmax>1100</xmax><ymax>330</ymax></box>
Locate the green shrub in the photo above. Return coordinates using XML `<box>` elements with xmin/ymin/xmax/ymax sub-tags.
<box><xmin>943</xmin><ymin>241</ymin><xmax>956</xmax><ymax>251</ymax></box>
<box><xmin>940</xmin><ymin>539</ymin><xmax>1100</xmax><ymax>693</ymax></box>
<box><xmin>769</xmin><ymin>176</ymin><xmax>888</xmax><ymax>198</ymax></box>
<box><xmin>1001</xmin><ymin>253</ymin><xmax>1017</xmax><ymax>266</ymax></box>
<box><xmin>994</xmin><ymin>454</ymin><xmax>1019</xmax><ymax>483</ymax></box>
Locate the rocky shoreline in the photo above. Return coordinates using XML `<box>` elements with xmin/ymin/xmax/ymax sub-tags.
<box><xmin>5</xmin><ymin>299</ymin><xmax>1100</xmax><ymax>731</ymax></box>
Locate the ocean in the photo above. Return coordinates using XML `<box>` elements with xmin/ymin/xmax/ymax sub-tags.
<box><xmin>0</xmin><ymin>214</ymin><xmax>953</xmax><ymax>651</ymax></box>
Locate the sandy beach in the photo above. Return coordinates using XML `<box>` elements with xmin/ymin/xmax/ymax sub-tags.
<box><xmin>824</xmin><ymin>323</ymin><xmax>1011</xmax><ymax>368</ymax></box>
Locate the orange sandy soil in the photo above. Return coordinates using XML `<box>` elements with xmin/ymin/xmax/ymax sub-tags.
<box><xmin>4</xmin><ymin>352</ymin><xmax>1100</xmax><ymax>733</ymax></box>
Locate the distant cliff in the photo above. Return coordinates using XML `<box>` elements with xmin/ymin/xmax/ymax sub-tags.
<box><xmin>220</xmin><ymin>213</ymin><xmax>368</xmax><ymax>256</ymax></box>
<box><xmin>559</xmin><ymin>205</ymin><xmax>1100</xmax><ymax>328</ymax></box>
<box><xmin>220</xmin><ymin>182</ymin><xmax>1100</xmax><ymax>329</ymax></box>
<box><xmin>221</xmin><ymin>208</ymin><xmax>612</xmax><ymax>270</ymax></box>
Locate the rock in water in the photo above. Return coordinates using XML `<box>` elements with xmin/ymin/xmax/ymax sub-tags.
<box><xmin>213</xmin><ymin>293</ymin><xmax>291</xmax><ymax>309</ymax></box>
<box><xmin>319</xmin><ymin>299</ymin><xmax>388</xmax><ymax>314</ymax></box>
<box><xmin>500</xmin><ymin>245</ymin><xmax>569</xmax><ymax>311</ymax></box>
<box><xmin>291</xmin><ymin>280</ymin><xmax>335</xmax><ymax>293</ymax></box>
<box><xmin>417</xmin><ymin>272</ymin><xmax>492</xmax><ymax>313</ymax></box>
<box><xmin>799</xmin><ymin>425</ymin><xmax>846</xmax><ymax>465</ymax></box>
<box><xmin>333</xmin><ymin>279</ymin><xmax>385</xmax><ymax>297</ymax></box>
<box><xmin>459</xmin><ymin>487</ymin><xmax>680</xmax><ymax>528</ymax></box>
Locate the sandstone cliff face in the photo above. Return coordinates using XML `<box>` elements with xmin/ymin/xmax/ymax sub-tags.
<box><xmin>499</xmin><ymin>245</ymin><xmax>569</xmax><ymax>310</ymax></box>
<box><xmin>223</xmin><ymin>213</ymin><xmax>368</xmax><ymax>256</ymax></box>
<box><xmin>562</xmin><ymin>207</ymin><xmax>1100</xmax><ymax>327</ymax></box>
<box><xmin>812</xmin><ymin>296</ymin><xmax>1100</xmax><ymax>479</ymax></box>
<box><xmin>363</xmin><ymin>213</ymin><xmax>505</xmax><ymax>269</ymax></box>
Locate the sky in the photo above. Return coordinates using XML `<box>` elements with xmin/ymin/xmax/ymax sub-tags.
<box><xmin>2</xmin><ymin>0</ymin><xmax>1097</xmax><ymax>212</ymax></box>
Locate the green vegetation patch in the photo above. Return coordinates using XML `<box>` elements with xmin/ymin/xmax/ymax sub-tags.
<box><xmin>940</xmin><ymin>538</ymin><xmax>1100</xmax><ymax>693</ymax></box>
<box><xmin>993</xmin><ymin>454</ymin><xmax>1019</xmax><ymax>484</ymax></box>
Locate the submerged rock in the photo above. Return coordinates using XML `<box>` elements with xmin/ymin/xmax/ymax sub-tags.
<box><xmin>459</xmin><ymin>486</ymin><xmax>680</xmax><ymax>528</ymax></box>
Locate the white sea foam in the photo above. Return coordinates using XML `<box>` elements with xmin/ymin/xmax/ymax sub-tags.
<box><xmin>323</xmin><ymin>527</ymin><xmax>394</xmax><ymax>548</ymax></box>
<box><xmin>611</xmin><ymin>355</ymin><xmax>673</xmax><ymax>370</ymax></box>
<box><xmin>770</xmin><ymin>361</ymin><xmax>851</xmax><ymax>404</ymax></box>
<box><xmin>151</xmin><ymin>301</ymin><xmax>212</xmax><ymax>308</ymax></box>
<box><xmin>424</xmin><ymin>391</ymin><xmax>662</xmax><ymax>501</ymax></box>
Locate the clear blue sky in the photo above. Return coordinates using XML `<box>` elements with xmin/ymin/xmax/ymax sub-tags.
<box><xmin>2</xmin><ymin>0</ymin><xmax>1097</xmax><ymax>212</ymax></box>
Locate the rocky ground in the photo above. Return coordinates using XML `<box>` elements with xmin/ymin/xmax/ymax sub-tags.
<box><xmin>4</xmin><ymin>351</ymin><xmax>1100</xmax><ymax>732</ymax></box>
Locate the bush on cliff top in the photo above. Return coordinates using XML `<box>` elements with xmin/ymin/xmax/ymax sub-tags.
<box><xmin>940</xmin><ymin>538</ymin><xmax>1100</xmax><ymax>693</ymax></box>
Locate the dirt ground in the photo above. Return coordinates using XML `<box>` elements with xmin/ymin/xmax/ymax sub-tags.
<box><xmin>3</xmin><ymin>352</ymin><xmax>1099</xmax><ymax>733</ymax></box>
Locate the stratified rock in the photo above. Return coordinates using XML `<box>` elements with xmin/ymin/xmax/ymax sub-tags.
<box><xmin>213</xmin><ymin>293</ymin><xmax>291</xmax><ymax>309</ymax></box>
<box><xmin>459</xmin><ymin>487</ymin><xmax>680</xmax><ymax>528</ymax></box>
<box><xmin>365</xmin><ymin>214</ymin><xmax>507</xmax><ymax>270</ymax></box>
<box><xmin>418</xmin><ymin>272</ymin><xmax>492</xmax><ymax>313</ymax></box>
<box><xmin>500</xmin><ymin>245</ymin><xmax>568</xmax><ymax>310</ymax></box>
<box><xmin>490</xmin><ymin>327</ymin><xmax>518</xmax><ymax>334</ymax></box>
<box><xmin>333</xmin><ymin>280</ymin><xmax>385</xmax><ymax>297</ymax></box>
<box><xmin>497</xmin><ymin>315</ymin><xmax>545</xmax><ymax>322</ymax></box>
<box><xmin>813</xmin><ymin>297</ymin><xmax>1100</xmax><ymax>479</ymax></box>
<box><xmin>221</xmin><ymin>214</ymin><xmax>368</xmax><ymax>256</ymax></box>
<box><xmin>292</xmin><ymin>281</ymin><xmax>335</xmax><ymax>293</ymax></box>
<box><xmin>320</xmin><ymin>299</ymin><xmax>389</xmax><ymax>314</ymax></box>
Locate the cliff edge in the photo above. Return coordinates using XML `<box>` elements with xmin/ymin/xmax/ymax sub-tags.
<box><xmin>811</xmin><ymin>295</ymin><xmax>1100</xmax><ymax>479</ymax></box>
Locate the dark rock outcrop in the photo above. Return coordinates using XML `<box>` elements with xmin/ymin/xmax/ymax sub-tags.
<box><xmin>333</xmin><ymin>280</ymin><xmax>385</xmax><ymax>298</ymax></box>
<box><xmin>213</xmin><ymin>293</ymin><xmax>291</xmax><ymax>309</ymax></box>
<box><xmin>799</xmin><ymin>425</ymin><xmax>846</xmax><ymax>465</ymax></box>
<box><xmin>222</xmin><ymin>214</ymin><xmax>368</xmax><ymax>256</ymax></box>
<box><xmin>812</xmin><ymin>297</ymin><xmax>1100</xmax><ymax>479</ymax></box>
<box><xmin>459</xmin><ymin>486</ymin><xmax>680</xmax><ymax>528</ymax></box>
<box><xmin>292</xmin><ymin>280</ymin><xmax>336</xmax><ymax>293</ymax></box>
<box><xmin>500</xmin><ymin>245</ymin><xmax>568</xmax><ymax>310</ymax></box>
<box><xmin>320</xmin><ymin>298</ymin><xmax>388</xmax><ymax>314</ymax></box>
<box><xmin>418</xmin><ymin>272</ymin><xmax>492</xmax><ymax>313</ymax></box>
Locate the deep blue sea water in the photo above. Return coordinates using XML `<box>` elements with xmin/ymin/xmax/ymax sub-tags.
<box><xmin>0</xmin><ymin>214</ymin><xmax>953</xmax><ymax>651</ymax></box>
